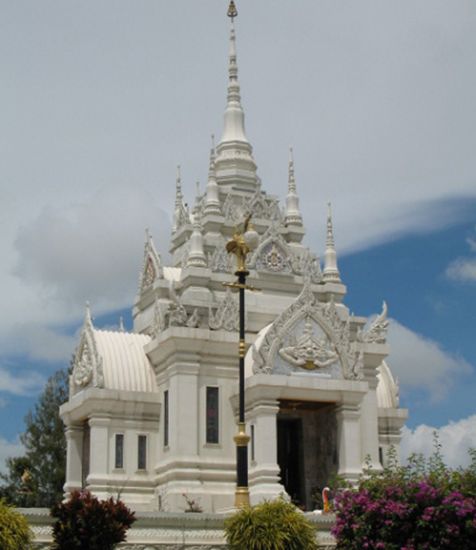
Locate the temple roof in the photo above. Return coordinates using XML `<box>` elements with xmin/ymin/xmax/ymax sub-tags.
<box><xmin>93</xmin><ymin>329</ymin><xmax>156</xmax><ymax>393</ymax></box>
<box><xmin>70</xmin><ymin>305</ymin><xmax>157</xmax><ymax>395</ymax></box>
<box><xmin>376</xmin><ymin>361</ymin><xmax>399</xmax><ymax>409</ymax></box>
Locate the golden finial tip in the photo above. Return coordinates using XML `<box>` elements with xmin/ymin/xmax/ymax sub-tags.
<box><xmin>227</xmin><ymin>0</ymin><xmax>238</xmax><ymax>20</ymax></box>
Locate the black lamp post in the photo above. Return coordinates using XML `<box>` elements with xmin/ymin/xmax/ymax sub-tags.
<box><xmin>226</xmin><ymin>215</ymin><xmax>259</xmax><ymax>508</ymax></box>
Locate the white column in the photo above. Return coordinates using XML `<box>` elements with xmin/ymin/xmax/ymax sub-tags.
<box><xmin>336</xmin><ymin>403</ymin><xmax>362</xmax><ymax>482</ymax></box>
<box><xmin>359</xmin><ymin>389</ymin><xmax>382</xmax><ymax>471</ymax></box>
<box><xmin>170</xmin><ymin>365</ymin><xmax>200</xmax><ymax>458</ymax></box>
<box><xmin>87</xmin><ymin>417</ymin><xmax>110</xmax><ymax>491</ymax></box>
<box><xmin>64</xmin><ymin>424</ymin><xmax>83</xmax><ymax>494</ymax></box>
<box><xmin>248</xmin><ymin>400</ymin><xmax>282</xmax><ymax>505</ymax></box>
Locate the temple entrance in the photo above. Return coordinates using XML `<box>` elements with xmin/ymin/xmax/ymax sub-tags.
<box><xmin>277</xmin><ymin>400</ymin><xmax>338</xmax><ymax>510</ymax></box>
<box><xmin>277</xmin><ymin>417</ymin><xmax>304</xmax><ymax>506</ymax></box>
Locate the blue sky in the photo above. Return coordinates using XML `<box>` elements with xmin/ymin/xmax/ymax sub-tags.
<box><xmin>1</xmin><ymin>0</ymin><xmax>476</xmax><ymax>471</ymax></box>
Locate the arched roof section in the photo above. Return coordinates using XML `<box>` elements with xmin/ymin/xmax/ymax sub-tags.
<box><xmin>376</xmin><ymin>361</ymin><xmax>399</xmax><ymax>408</ymax></box>
<box><xmin>93</xmin><ymin>330</ymin><xmax>157</xmax><ymax>393</ymax></box>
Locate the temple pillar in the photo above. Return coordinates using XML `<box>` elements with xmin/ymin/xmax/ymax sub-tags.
<box><xmin>336</xmin><ymin>403</ymin><xmax>362</xmax><ymax>482</ymax></box>
<box><xmin>248</xmin><ymin>399</ymin><xmax>282</xmax><ymax>504</ymax></box>
<box><xmin>87</xmin><ymin>417</ymin><xmax>110</xmax><ymax>492</ymax></box>
<box><xmin>63</xmin><ymin>424</ymin><xmax>83</xmax><ymax>494</ymax></box>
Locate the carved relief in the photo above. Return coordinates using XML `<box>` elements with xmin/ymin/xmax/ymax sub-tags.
<box><xmin>209</xmin><ymin>237</ymin><xmax>234</xmax><ymax>273</ymax></box>
<box><xmin>251</xmin><ymin>281</ymin><xmax>362</xmax><ymax>380</ymax></box>
<box><xmin>248</xmin><ymin>223</ymin><xmax>291</xmax><ymax>274</ymax></box>
<box><xmin>279</xmin><ymin>317</ymin><xmax>338</xmax><ymax>370</ymax></box>
<box><xmin>72</xmin><ymin>342</ymin><xmax>94</xmax><ymax>387</ymax></box>
<box><xmin>152</xmin><ymin>284</ymin><xmax>201</xmax><ymax>336</ymax></box>
<box><xmin>173</xmin><ymin>202</ymin><xmax>191</xmax><ymax>233</ymax></box>
<box><xmin>222</xmin><ymin>190</ymin><xmax>282</xmax><ymax>225</ymax></box>
<box><xmin>358</xmin><ymin>301</ymin><xmax>389</xmax><ymax>344</ymax></box>
<box><xmin>140</xmin><ymin>232</ymin><xmax>162</xmax><ymax>293</ymax></box>
<box><xmin>71</xmin><ymin>322</ymin><xmax>104</xmax><ymax>394</ymax></box>
<box><xmin>291</xmin><ymin>252</ymin><xmax>323</xmax><ymax>283</ymax></box>
<box><xmin>209</xmin><ymin>288</ymin><xmax>240</xmax><ymax>331</ymax></box>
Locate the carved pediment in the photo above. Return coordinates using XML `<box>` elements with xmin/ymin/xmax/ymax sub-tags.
<box><xmin>71</xmin><ymin>318</ymin><xmax>104</xmax><ymax>395</ymax></box>
<box><xmin>251</xmin><ymin>281</ymin><xmax>362</xmax><ymax>380</ymax></box>
<box><xmin>139</xmin><ymin>232</ymin><xmax>162</xmax><ymax>293</ymax></box>
<box><xmin>248</xmin><ymin>223</ymin><xmax>291</xmax><ymax>274</ymax></box>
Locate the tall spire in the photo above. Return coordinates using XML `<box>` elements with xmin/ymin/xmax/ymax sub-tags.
<box><xmin>172</xmin><ymin>165</ymin><xmax>190</xmax><ymax>234</ymax></box>
<box><xmin>323</xmin><ymin>203</ymin><xmax>341</xmax><ymax>283</ymax></box>
<box><xmin>204</xmin><ymin>135</ymin><xmax>221</xmax><ymax>215</ymax></box>
<box><xmin>215</xmin><ymin>1</ymin><xmax>258</xmax><ymax>191</ymax></box>
<box><xmin>284</xmin><ymin>147</ymin><xmax>303</xmax><ymax>226</ymax></box>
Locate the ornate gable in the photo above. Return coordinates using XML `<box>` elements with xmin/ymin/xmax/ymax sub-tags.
<box><xmin>139</xmin><ymin>231</ymin><xmax>162</xmax><ymax>293</ymax></box>
<box><xmin>251</xmin><ymin>280</ymin><xmax>363</xmax><ymax>379</ymax></box>
<box><xmin>71</xmin><ymin>308</ymin><xmax>104</xmax><ymax>395</ymax></box>
<box><xmin>248</xmin><ymin>223</ymin><xmax>292</xmax><ymax>274</ymax></box>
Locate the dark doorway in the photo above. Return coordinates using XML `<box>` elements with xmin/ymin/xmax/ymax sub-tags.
<box><xmin>278</xmin><ymin>400</ymin><xmax>338</xmax><ymax>510</ymax></box>
<box><xmin>277</xmin><ymin>417</ymin><xmax>304</xmax><ymax>507</ymax></box>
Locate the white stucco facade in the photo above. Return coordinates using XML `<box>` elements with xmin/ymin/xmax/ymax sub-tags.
<box><xmin>60</xmin><ymin>10</ymin><xmax>407</xmax><ymax>513</ymax></box>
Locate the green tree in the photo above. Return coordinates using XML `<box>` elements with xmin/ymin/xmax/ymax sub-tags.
<box><xmin>0</xmin><ymin>369</ymin><xmax>69</xmax><ymax>507</ymax></box>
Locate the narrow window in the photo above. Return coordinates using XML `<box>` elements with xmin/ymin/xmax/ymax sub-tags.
<box><xmin>251</xmin><ymin>424</ymin><xmax>255</xmax><ymax>462</ymax></box>
<box><xmin>379</xmin><ymin>446</ymin><xmax>384</xmax><ymax>466</ymax></box>
<box><xmin>206</xmin><ymin>386</ymin><xmax>219</xmax><ymax>444</ymax></box>
<box><xmin>138</xmin><ymin>435</ymin><xmax>147</xmax><ymax>470</ymax></box>
<box><xmin>115</xmin><ymin>434</ymin><xmax>124</xmax><ymax>469</ymax></box>
<box><xmin>164</xmin><ymin>390</ymin><xmax>169</xmax><ymax>447</ymax></box>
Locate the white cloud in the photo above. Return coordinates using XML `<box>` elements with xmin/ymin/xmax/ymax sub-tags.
<box><xmin>401</xmin><ymin>415</ymin><xmax>476</xmax><ymax>469</ymax></box>
<box><xmin>445</xmin><ymin>226</ymin><xmax>476</xmax><ymax>283</ymax></box>
<box><xmin>0</xmin><ymin>367</ymin><xmax>45</xmax><ymax>396</ymax></box>
<box><xmin>387</xmin><ymin>319</ymin><xmax>472</xmax><ymax>401</ymax></box>
<box><xmin>0</xmin><ymin>183</ymin><xmax>172</xmax><ymax>365</ymax></box>
<box><xmin>467</xmin><ymin>234</ymin><xmax>476</xmax><ymax>252</ymax></box>
<box><xmin>446</xmin><ymin>258</ymin><xmax>476</xmax><ymax>282</ymax></box>
<box><xmin>0</xmin><ymin>436</ymin><xmax>24</xmax><ymax>475</ymax></box>
<box><xmin>13</xmin><ymin>183</ymin><xmax>171</xmax><ymax>312</ymax></box>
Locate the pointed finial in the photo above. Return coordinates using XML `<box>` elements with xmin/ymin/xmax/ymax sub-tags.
<box><xmin>284</xmin><ymin>146</ymin><xmax>302</xmax><ymax>226</ymax></box>
<box><xmin>326</xmin><ymin>202</ymin><xmax>334</xmax><ymax>246</ymax></box>
<box><xmin>227</xmin><ymin>0</ymin><xmax>238</xmax><ymax>21</ymax></box>
<box><xmin>323</xmin><ymin>202</ymin><xmax>341</xmax><ymax>283</ymax></box>
<box><xmin>119</xmin><ymin>316</ymin><xmax>125</xmax><ymax>332</ymax></box>
<box><xmin>84</xmin><ymin>301</ymin><xmax>93</xmax><ymax>327</ymax></box>
<box><xmin>205</xmin><ymin>142</ymin><xmax>221</xmax><ymax>215</ymax></box>
<box><xmin>288</xmin><ymin>146</ymin><xmax>296</xmax><ymax>193</ymax></box>
<box><xmin>196</xmin><ymin>180</ymin><xmax>200</xmax><ymax>199</ymax></box>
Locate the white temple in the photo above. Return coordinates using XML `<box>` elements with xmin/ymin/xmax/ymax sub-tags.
<box><xmin>60</xmin><ymin>6</ymin><xmax>407</xmax><ymax>513</ymax></box>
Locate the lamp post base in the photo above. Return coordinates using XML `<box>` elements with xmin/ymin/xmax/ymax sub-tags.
<box><xmin>234</xmin><ymin>486</ymin><xmax>250</xmax><ymax>508</ymax></box>
<box><xmin>234</xmin><ymin>422</ymin><xmax>250</xmax><ymax>508</ymax></box>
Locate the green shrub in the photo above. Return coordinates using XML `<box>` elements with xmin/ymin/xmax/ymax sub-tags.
<box><xmin>224</xmin><ymin>498</ymin><xmax>318</xmax><ymax>550</ymax></box>
<box><xmin>51</xmin><ymin>490</ymin><xmax>135</xmax><ymax>550</ymax></box>
<box><xmin>0</xmin><ymin>499</ymin><xmax>32</xmax><ymax>550</ymax></box>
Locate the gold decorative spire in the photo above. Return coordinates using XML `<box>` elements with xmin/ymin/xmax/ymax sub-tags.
<box><xmin>227</xmin><ymin>0</ymin><xmax>238</xmax><ymax>21</ymax></box>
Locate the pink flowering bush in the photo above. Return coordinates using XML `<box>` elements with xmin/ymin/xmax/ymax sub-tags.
<box><xmin>332</xmin><ymin>442</ymin><xmax>476</xmax><ymax>550</ymax></box>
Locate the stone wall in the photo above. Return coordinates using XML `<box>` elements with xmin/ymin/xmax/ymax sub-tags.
<box><xmin>21</xmin><ymin>508</ymin><xmax>336</xmax><ymax>548</ymax></box>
